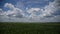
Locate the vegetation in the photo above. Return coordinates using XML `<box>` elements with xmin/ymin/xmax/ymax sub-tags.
<box><xmin>0</xmin><ymin>22</ymin><xmax>60</xmax><ymax>34</ymax></box>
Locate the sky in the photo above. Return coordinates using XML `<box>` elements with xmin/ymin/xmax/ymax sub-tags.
<box><xmin>0</xmin><ymin>0</ymin><xmax>60</xmax><ymax>22</ymax></box>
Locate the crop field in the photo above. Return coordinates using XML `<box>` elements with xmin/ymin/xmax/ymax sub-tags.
<box><xmin>0</xmin><ymin>22</ymin><xmax>60</xmax><ymax>34</ymax></box>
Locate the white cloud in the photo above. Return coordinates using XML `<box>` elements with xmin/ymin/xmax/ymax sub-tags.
<box><xmin>2</xmin><ymin>3</ymin><xmax>24</xmax><ymax>18</ymax></box>
<box><xmin>27</xmin><ymin>8</ymin><xmax>41</xmax><ymax>13</ymax></box>
<box><xmin>4</xmin><ymin>3</ymin><xmax>15</xmax><ymax>10</ymax></box>
<box><xmin>27</xmin><ymin>8</ymin><xmax>43</xmax><ymax>18</ymax></box>
<box><xmin>39</xmin><ymin>0</ymin><xmax>59</xmax><ymax>17</ymax></box>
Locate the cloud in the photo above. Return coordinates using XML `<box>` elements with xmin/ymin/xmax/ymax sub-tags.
<box><xmin>2</xmin><ymin>3</ymin><xmax>24</xmax><ymax>18</ymax></box>
<box><xmin>4</xmin><ymin>3</ymin><xmax>15</xmax><ymax>10</ymax></box>
<box><xmin>27</xmin><ymin>8</ymin><xmax>41</xmax><ymax>13</ymax></box>
<box><xmin>27</xmin><ymin>8</ymin><xmax>43</xmax><ymax>18</ymax></box>
<box><xmin>39</xmin><ymin>0</ymin><xmax>60</xmax><ymax>17</ymax></box>
<box><xmin>41</xmin><ymin>1</ymin><xmax>56</xmax><ymax>17</ymax></box>
<box><xmin>39</xmin><ymin>0</ymin><xmax>60</xmax><ymax>22</ymax></box>
<box><xmin>0</xmin><ymin>3</ymin><xmax>26</xmax><ymax>22</ymax></box>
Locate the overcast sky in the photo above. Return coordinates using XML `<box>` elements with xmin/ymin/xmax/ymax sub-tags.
<box><xmin>0</xmin><ymin>0</ymin><xmax>60</xmax><ymax>22</ymax></box>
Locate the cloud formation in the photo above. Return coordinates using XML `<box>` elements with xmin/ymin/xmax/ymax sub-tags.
<box><xmin>26</xmin><ymin>0</ymin><xmax>58</xmax><ymax>18</ymax></box>
<box><xmin>4</xmin><ymin>3</ymin><xmax>15</xmax><ymax>10</ymax></box>
<box><xmin>26</xmin><ymin>0</ymin><xmax>60</xmax><ymax>21</ymax></box>
<box><xmin>0</xmin><ymin>0</ymin><xmax>60</xmax><ymax>22</ymax></box>
<box><xmin>1</xmin><ymin>3</ymin><xmax>24</xmax><ymax>18</ymax></box>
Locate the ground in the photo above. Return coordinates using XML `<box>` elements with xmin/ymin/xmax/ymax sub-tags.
<box><xmin>0</xmin><ymin>22</ymin><xmax>60</xmax><ymax>34</ymax></box>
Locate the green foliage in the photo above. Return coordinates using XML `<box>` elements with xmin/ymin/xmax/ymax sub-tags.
<box><xmin>0</xmin><ymin>22</ymin><xmax>60</xmax><ymax>34</ymax></box>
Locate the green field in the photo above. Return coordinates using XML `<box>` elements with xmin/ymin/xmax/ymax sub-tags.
<box><xmin>0</xmin><ymin>22</ymin><xmax>60</xmax><ymax>34</ymax></box>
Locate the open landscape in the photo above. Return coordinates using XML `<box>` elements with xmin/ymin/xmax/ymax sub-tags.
<box><xmin>0</xmin><ymin>0</ymin><xmax>60</xmax><ymax>34</ymax></box>
<box><xmin>0</xmin><ymin>22</ymin><xmax>60</xmax><ymax>34</ymax></box>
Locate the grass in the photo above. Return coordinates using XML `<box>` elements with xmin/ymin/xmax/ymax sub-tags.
<box><xmin>0</xmin><ymin>22</ymin><xmax>60</xmax><ymax>34</ymax></box>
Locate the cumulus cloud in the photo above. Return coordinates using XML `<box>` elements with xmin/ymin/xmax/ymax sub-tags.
<box><xmin>37</xmin><ymin>0</ymin><xmax>60</xmax><ymax>18</ymax></box>
<box><xmin>40</xmin><ymin>0</ymin><xmax>57</xmax><ymax>17</ymax></box>
<box><xmin>39</xmin><ymin>0</ymin><xmax>60</xmax><ymax>22</ymax></box>
<box><xmin>0</xmin><ymin>3</ymin><xmax>26</xmax><ymax>22</ymax></box>
<box><xmin>2</xmin><ymin>3</ymin><xmax>24</xmax><ymax>18</ymax></box>
<box><xmin>45</xmin><ymin>0</ymin><xmax>60</xmax><ymax>16</ymax></box>
<box><xmin>4</xmin><ymin>3</ymin><xmax>15</xmax><ymax>10</ymax></box>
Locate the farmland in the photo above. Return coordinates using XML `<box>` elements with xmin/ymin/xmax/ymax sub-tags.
<box><xmin>0</xmin><ymin>22</ymin><xmax>60</xmax><ymax>34</ymax></box>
